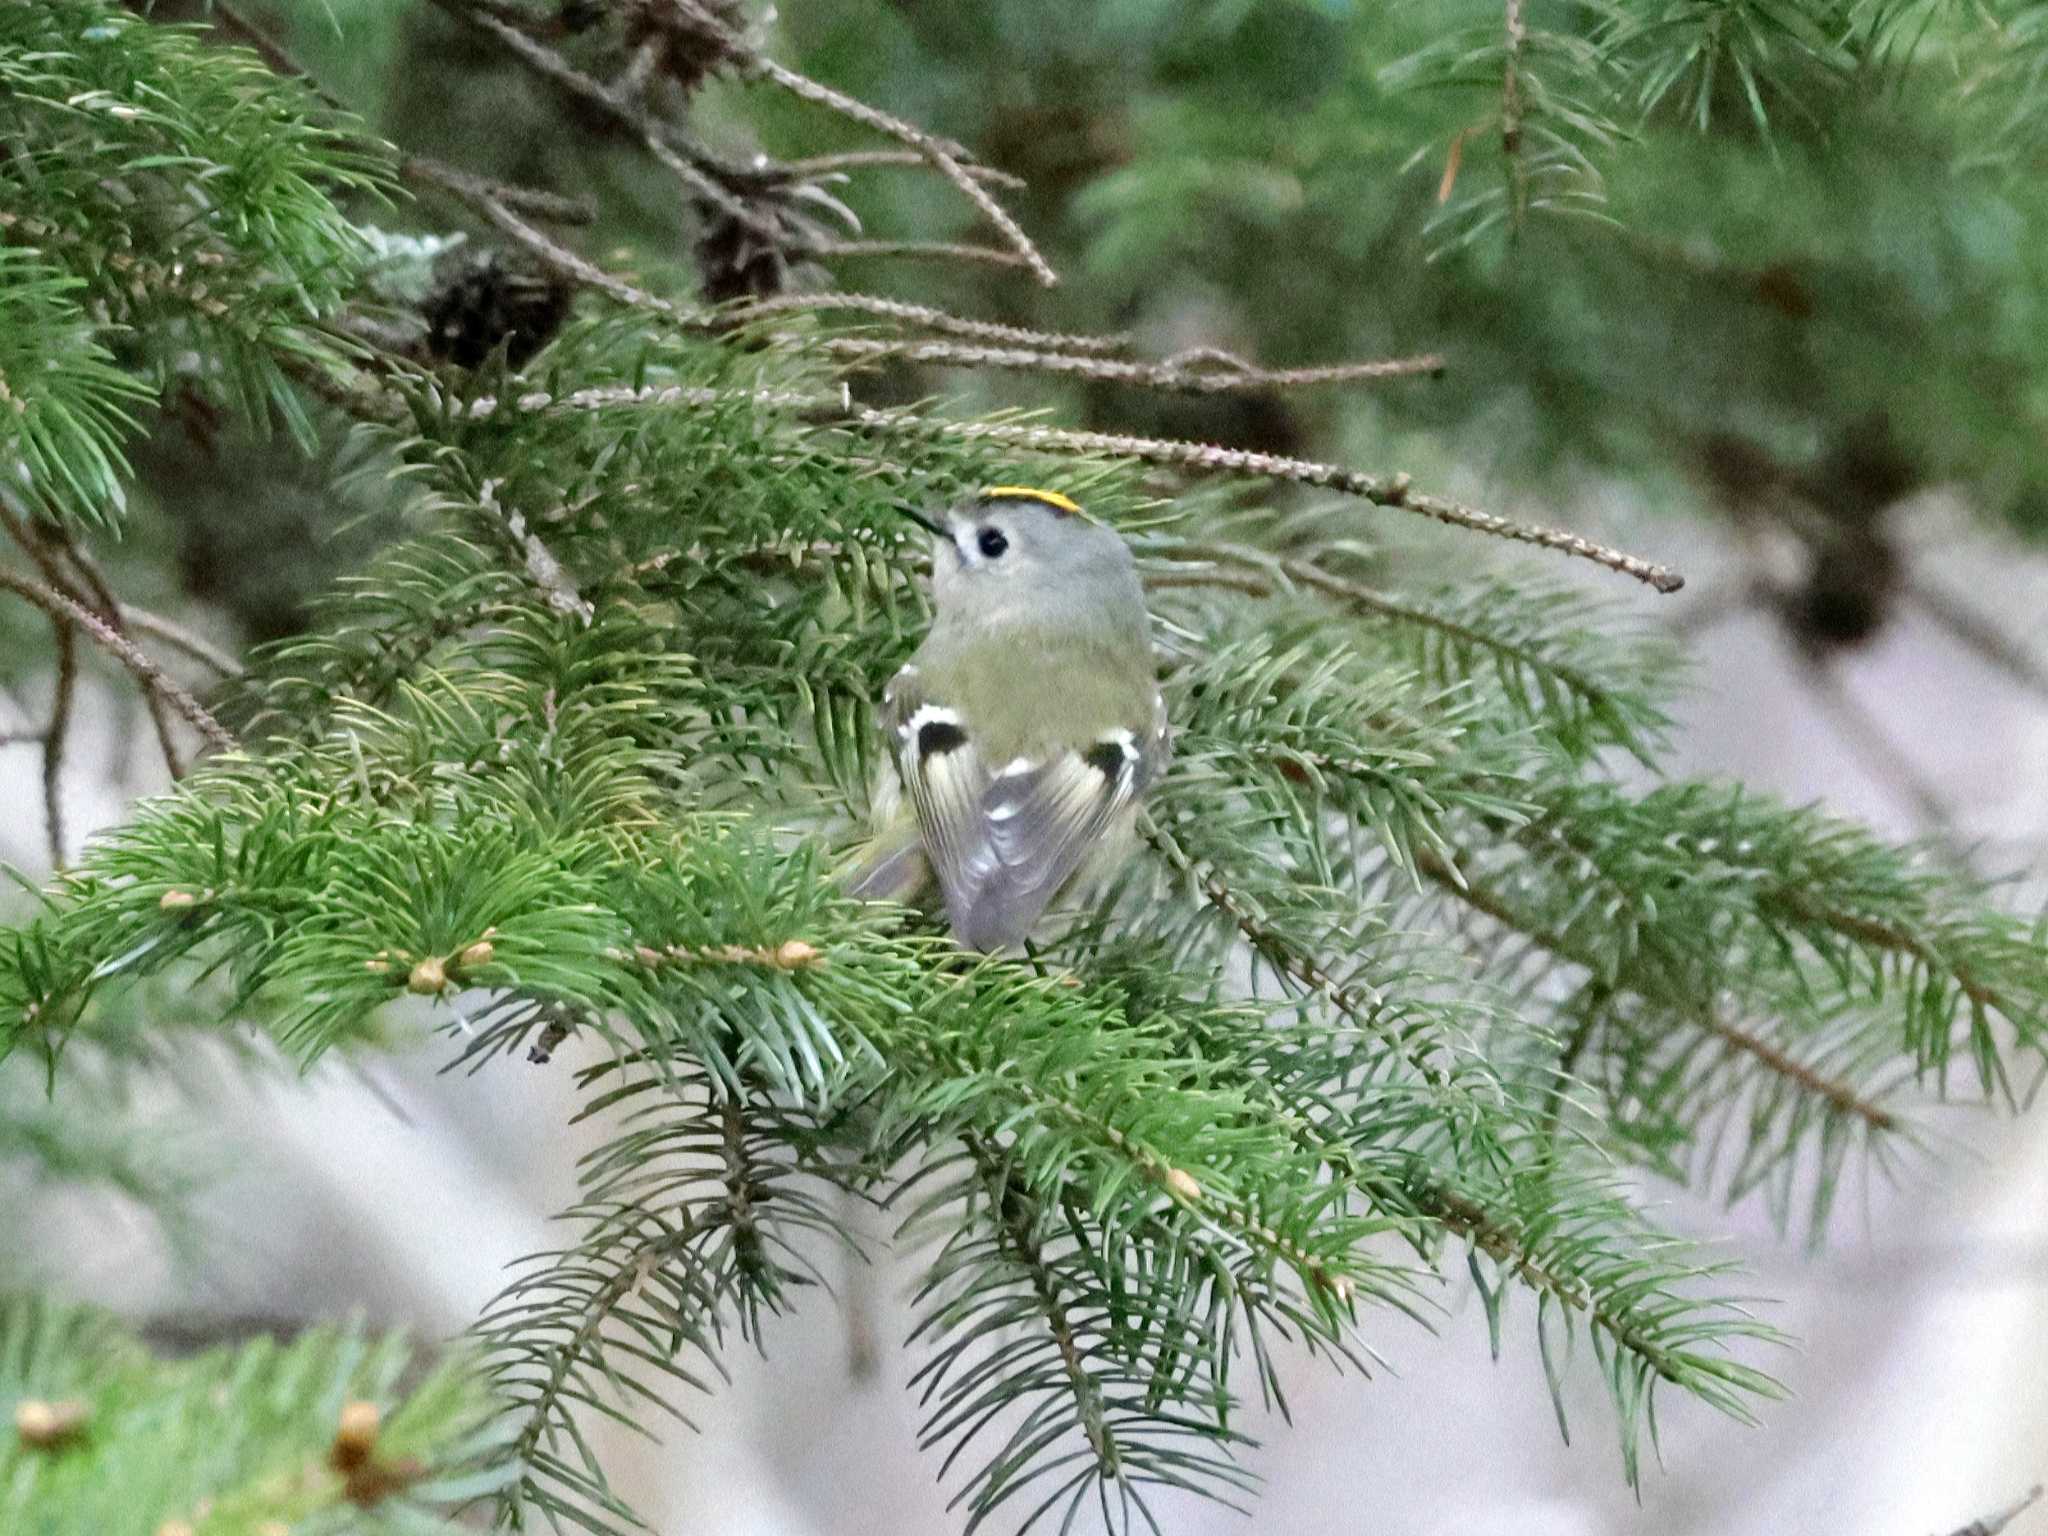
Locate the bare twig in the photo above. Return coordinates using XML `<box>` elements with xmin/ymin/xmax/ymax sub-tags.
<box><xmin>1941</xmin><ymin>1485</ymin><xmax>2044</xmax><ymax>1536</ymax></box>
<box><xmin>1142</xmin><ymin>565</ymin><xmax>1276</xmax><ymax>598</ymax></box>
<box><xmin>807</xmin><ymin>238</ymin><xmax>1036</xmax><ymax>272</ymax></box>
<box><xmin>815</xmin><ymin>337</ymin><xmax>1445</xmax><ymax>394</ymax></box>
<box><xmin>400</xmin><ymin>154</ymin><xmax>597</xmax><ymax>227</ymax></box>
<box><xmin>0</xmin><ymin>571</ymin><xmax>239</xmax><ymax>755</ymax></box>
<box><xmin>404</xmin><ymin>154</ymin><xmax>681</xmax><ymax>314</ymax></box>
<box><xmin>1790</xmin><ymin>648</ymin><xmax>1957</xmax><ymax>835</ymax></box>
<box><xmin>41</xmin><ymin>619</ymin><xmax>74</xmax><ymax>868</ymax></box>
<box><xmin>1903</xmin><ymin>578</ymin><xmax>2048</xmax><ymax>704</ymax></box>
<box><xmin>709</xmin><ymin>20</ymin><xmax>1055</xmax><ymax>286</ymax></box>
<box><xmin>394</xmin><ymin>100</ymin><xmax>1371</xmax><ymax>412</ymax></box>
<box><xmin>2</xmin><ymin>502</ymin><xmax>192</xmax><ymax>785</ymax></box>
<box><xmin>777</xmin><ymin>149</ymin><xmax>1026</xmax><ymax>190</ymax></box>
<box><xmin>730</xmin><ymin>292</ymin><xmax>1130</xmax><ymax>354</ymax></box>
<box><xmin>120</xmin><ymin>606</ymin><xmax>243</xmax><ymax>679</ymax></box>
<box><xmin>477</xmin><ymin>479</ymin><xmax>594</xmax><ymax>624</ymax></box>
<box><xmin>408</xmin><ymin>163</ymin><xmax>1125</xmax><ymax>369</ymax></box>
<box><xmin>1501</xmin><ymin>0</ymin><xmax>1529</xmax><ymax>229</ymax></box>
<box><xmin>48</xmin><ymin>535</ymin><xmax>186</xmax><ymax>778</ymax></box>
<box><xmin>435</xmin><ymin>1</ymin><xmax>783</xmax><ymax>243</ymax></box>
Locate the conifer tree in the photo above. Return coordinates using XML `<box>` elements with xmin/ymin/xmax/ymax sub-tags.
<box><xmin>2</xmin><ymin>4</ymin><xmax>2044</xmax><ymax>1533</ymax></box>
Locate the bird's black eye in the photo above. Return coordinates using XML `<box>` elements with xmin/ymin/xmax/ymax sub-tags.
<box><xmin>976</xmin><ymin>526</ymin><xmax>1009</xmax><ymax>559</ymax></box>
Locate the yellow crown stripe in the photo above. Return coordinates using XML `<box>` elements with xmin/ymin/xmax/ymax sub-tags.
<box><xmin>979</xmin><ymin>485</ymin><xmax>1081</xmax><ymax>516</ymax></box>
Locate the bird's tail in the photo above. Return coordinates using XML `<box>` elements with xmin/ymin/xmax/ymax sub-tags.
<box><xmin>843</xmin><ymin>823</ymin><xmax>930</xmax><ymax>905</ymax></box>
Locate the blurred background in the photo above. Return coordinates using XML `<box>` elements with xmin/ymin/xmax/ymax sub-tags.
<box><xmin>8</xmin><ymin>1</ymin><xmax>2048</xmax><ymax>1531</ymax></box>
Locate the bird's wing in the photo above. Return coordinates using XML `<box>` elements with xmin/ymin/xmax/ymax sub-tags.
<box><xmin>959</xmin><ymin>733</ymin><xmax>1148</xmax><ymax>948</ymax></box>
<box><xmin>884</xmin><ymin>667</ymin><xmax>1159</xmax><ymax>950</ymax></box>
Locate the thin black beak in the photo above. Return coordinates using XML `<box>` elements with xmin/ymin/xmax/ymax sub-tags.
<box><xmin>887</xmin><ymin>500</ymin><xmax>947</xmax><ymax>538</ymax></box>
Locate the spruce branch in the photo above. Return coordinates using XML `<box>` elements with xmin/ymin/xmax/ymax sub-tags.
<box><xmin>207</xmin><ymin>0</ymin><xmax>349</xmax><ymax>113</ymax></box>
<box><xmin>839</xmin><ymin>409</ymin><xmax>1685</xmax><ymax>591</ymax></box>
<box><xmin>1416</xmin><ymin>849</ymin><xmax>1901</xmax><ymax>1136</ymax></box>
<box><xmin>13</xmin><ymin>8</ymin><xmax>2048</xmax><ymax>1530</ymax></box>
<box><xmin>0</xmin><ymin>1299</ymin><xmax>514</xmax><ymax>1534</ymax></box>
<box><xmin>1144</xmin><ymin>815</ymin><xmax>1446</xmax><ymax>1092</ymax></box>
<box><xmin>1158</xmin><ymin>541</ymin><xmax>1673</xmax><ymax>758</ymax></box>
<box><xmin>460</xmin><ymin>381</ymin><xmax>1684</xmax><ymax>590</ymax></box>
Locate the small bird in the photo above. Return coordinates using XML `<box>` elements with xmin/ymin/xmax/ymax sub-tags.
<box><xmin>850</xmin><ymin>486</ymin><xmax>1171</xmax><ymax>951</ymax></box>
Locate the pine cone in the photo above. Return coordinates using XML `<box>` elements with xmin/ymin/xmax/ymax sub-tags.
<box><xmin>421</xmin><ymin>250</ymin><xmax>574</xmax><ymax>370</ymax></box>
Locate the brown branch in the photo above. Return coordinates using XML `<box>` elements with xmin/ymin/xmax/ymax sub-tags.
<box><xmin>816</xmin><ymin>337</ymin><xmax>1445</xmax><ymax>393</ymax></box>
<box><xmin>476</xmin><ymin>479</ymin><xmax>594</xmax><ymax>623</ymax></box>
<box><xmin>1941</xmin><ymin>1484</ymin><xmax>2044</xmax><ymax>1536</ymax></box>
<box><xmin>119</xmin><ymin>606</ymin><xmax>243</xmax><ymax>678</ymax></box>
<box><xmin>47</xmin><ymin>533</ymin><xmax>186</xmax><ymax>778</ymax></box>
<box><xmin>718</xmin><ymin>30</ymin><xmax>1056</xmax><ymax>287</ymax></box>
<box><xmin>720</xmin><ymin>1091</ymin><xmax>765</xmax><ymax>1280</ymax></box>
<box><xmin>400</xmin><ymin>154</ymin><xmax>681</xmax><ymax>315</ymax></box>
<box><xmin>1144</xmin><ymin>823</ymin><xmax>1750</xmax><ymax>1384</ymax></box>
<box><xmin>1142</xmin><ymin>565</ymin><xmax>1276</xmax><ymax>598</ymax></box>
<box><xmin>434</xmin><ymin>1</ymin><xmax>781</xmax><ymax>243</ymax></box>
<box><xmin>396</xmin><ymin>157</ymin><xmax>1434</xmax><ymax>414</ymax></box>
<box><xmin>729</xmin><ymin>292</ymin><xmax>1131</xmax><ymax>354</ymax></box>
<box><xmin>406</xmin><ymin>163</ymin><xmax>1127</xmax><ymax>374</ymax></box>
<box><xmin>806</xmin><ymin>238</ymin><xmax>1036</xmax><ymax>272</ymax></box>
<box><xmin>1501</xmin><ymin>0</ymin><xmax>1529</xmax><ymax>229</ymax></box>
<box><xmin>2</xmin><ymin>500</ymin><xmax>190</xmax><ymax>797</ymax></box>
<box><xmin>0</xmin><ymin>571</ymin><xmax>239</xmax><ymax>755</ymax></box>
<box><xmin>502</xmin><ymin>1205</ymin><xmax>717</xmax><ymax>1475</ymax></box>
<box><xmin>1166</xmin><ymin>540</ymin><xmax>1627</xmax><ymax>719</ymax></box>
<box><xmin>1902</xmin><ymin>577</ymin><xmax>2048</xmax><ymax>705</ymax></box>
<box><xmin>1175</xmin><ymin>538</ymin><xmax>1512</xmax><ymax>632</ymax></box>
<box><xmin>399</xmin><ymin>153</ymin><xmax>597</xmax><ymax>227</ymax></box>
<box><xmin>777</xmin><ymin>149</ymin><xmax>1026</xmax><ymax>190</ymax></box>
<box><xmin>1790</xmin><ymin>648</ymin><xmax>1957</xmax><ymax>835</ymax></box>
<box><xmin>1415</xmin><ymin>1180</ymin><xmax>1750</xmax><ymax>1400</ymax></box>
<box><xmin>41</xmin><ymin>618</ymin><xmax>74</xmax><ymax>868</ymax></box>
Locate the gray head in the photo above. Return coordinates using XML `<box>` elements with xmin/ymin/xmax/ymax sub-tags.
<box><xmin>899</xmin><ymin>487</ymin><xmax>1140</xmax><ymax>622</ymax></box>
